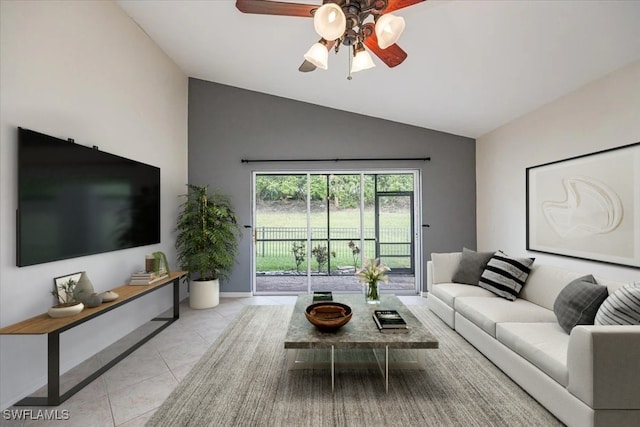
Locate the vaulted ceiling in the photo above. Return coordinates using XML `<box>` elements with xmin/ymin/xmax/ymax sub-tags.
<box><xmin>117</xmin><ymin>0</ymin><xmax>640</xmax><ymax>138</ymax></box>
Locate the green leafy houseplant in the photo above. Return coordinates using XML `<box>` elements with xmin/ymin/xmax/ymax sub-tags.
<box><xmin>175</xmin><ymin>184</ymin><xmax>241</xmax><ymax>282</ymax></box>
<box><xmin>48</xmin><ymin>277</ymin><xmax>86</xmax><ymax>318</ymax></box>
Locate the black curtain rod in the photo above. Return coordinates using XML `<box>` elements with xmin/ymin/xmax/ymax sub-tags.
<box><xmin>241</xmin><ymin>157</ymin><xmax>430</xmax><ymax>163</ymax></box>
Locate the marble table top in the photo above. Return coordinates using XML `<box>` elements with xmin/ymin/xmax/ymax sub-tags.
<box><xmin>284</xmin><ymin>294</ymin><xmax>439</xmax><ymax>350</ymax></box>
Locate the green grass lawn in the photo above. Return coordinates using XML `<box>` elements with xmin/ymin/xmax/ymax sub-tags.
<box><xmin>255</xmin><ymin>203</ymin><xmax>412</xmax><ymax>273</ymax></box>
<box><xmin>256</xmin><ymin>207</ymin><xmax>411</xmax><ymax>228</ymax></box>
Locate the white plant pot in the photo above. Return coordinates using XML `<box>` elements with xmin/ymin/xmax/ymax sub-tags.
<box><xmin>48</xmin><ymin>302</ymin><xmax>84</xmax><ymax>318</ymax></box>
<box><xmin>189</xmin><ymin>279</ymin><xmax>219</xmax><ymax>309</ymax></box>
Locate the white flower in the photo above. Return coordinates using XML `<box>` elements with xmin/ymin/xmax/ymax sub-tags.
<box><xmin>355</xmin><ymin>258</ymin><xmax>390</xmax><ymax>286</ymax></box>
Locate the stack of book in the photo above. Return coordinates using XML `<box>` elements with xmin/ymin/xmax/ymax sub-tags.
<box><xmin>129</xmin><ymin>271</ymin><xmax>168</xmax><ymax>286</ymax></box>
<box><xmin>313</xmin><ymin>291</ymin><xmax>333</xmax><ymax>302</ymax></box>
<box><xmin>372</xmin><ymin>310</ymin><xmax>409</xmax><ymax>333</ymax></box>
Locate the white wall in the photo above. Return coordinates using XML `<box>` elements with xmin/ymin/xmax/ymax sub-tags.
<box><xmin>0</xmin><ymin>1</ymin><xmax>187</xmax><ymax>408</ymax></box>
<box><xmin>477</xmin><ymin>60</ymin><xmax>640</xmax><ymax>282</ymax></box>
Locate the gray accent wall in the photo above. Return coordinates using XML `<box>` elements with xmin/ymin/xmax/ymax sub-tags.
<box><xmin>188</xmin><ymin>78</ymin><xmax>476</xmax><ymax>293</ymax></box>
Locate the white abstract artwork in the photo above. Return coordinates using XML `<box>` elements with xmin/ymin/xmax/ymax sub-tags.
<box><xmin>527</xmin><ymin>142</ymin><xmax>640</xmax><ymax>268</ymax></box>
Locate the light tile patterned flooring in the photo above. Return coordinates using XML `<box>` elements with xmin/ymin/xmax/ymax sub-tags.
<box><xmin>6</xmin><ymin>295</ymin><xmax>426</xmax><ymax>427</ymax></box>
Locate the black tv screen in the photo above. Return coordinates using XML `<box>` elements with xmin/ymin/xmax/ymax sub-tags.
<box><xmin>17</xmin><ymin>127</ymin><xmax>160</xmax><ymax>266</ymax></box>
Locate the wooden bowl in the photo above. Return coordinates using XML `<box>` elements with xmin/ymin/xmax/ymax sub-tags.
<box><xmin>305</xmin><ymin>302</ymin><xmax>352</xmax><ymax>331</ymax></box>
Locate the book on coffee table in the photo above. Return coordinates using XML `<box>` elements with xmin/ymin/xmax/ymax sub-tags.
<box><xmin>373</xmin><ymin>310</ymin><xmax>409</xmax><ymax>332</ymax></box>
<box><xmin>313</xmin><ymin>291</ymin><xmax>333</xmax><ymax>302</ymax></box>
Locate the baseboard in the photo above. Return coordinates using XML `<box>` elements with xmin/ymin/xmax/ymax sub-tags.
<box><xmin>220</xmin><ymin>292</ymin><xmax>253</xmax><ymax>298</ymax></box>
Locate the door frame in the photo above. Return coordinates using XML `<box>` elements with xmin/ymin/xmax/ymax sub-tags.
<box><xmin>375</xmin><ymin>191</ymin><xmax>415</xmax><ymax>274</ymax></box>
<box><xmin>251</xmin><ymin>170</ymin><xmax>422</xmax><ymax>295</ymax></box>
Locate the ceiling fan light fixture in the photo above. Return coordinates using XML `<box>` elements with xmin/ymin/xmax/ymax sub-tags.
<box><xmin>351</xmin><ymin>44</ymin><xmax>375</xmax><ymax>73</ymax></box>
<box><xmin>304</xmin><ymin>41</ymin><xmax>329</xmax><ymax>70</ymax></box>
<box><xmin>313</xmin><ymin>3</ymin><xmax>346</xmax><ymax>41</ymax></box>
<box><xmin>375</xmin><ymin>14</ymin><xmax>405</xmax><ymax>49</ymax></box>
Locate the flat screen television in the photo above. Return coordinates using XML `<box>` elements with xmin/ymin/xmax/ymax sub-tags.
<box><xmin>17</xmin><ymin>127</ymin><xmax>160</xmax><ymax>266</ymax></box>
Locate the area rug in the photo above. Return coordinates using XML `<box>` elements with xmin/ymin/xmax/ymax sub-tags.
<box><xmin>146</xmin><ymin>305</ymin><xmax>561</xmax><ymax>426</ymax></box>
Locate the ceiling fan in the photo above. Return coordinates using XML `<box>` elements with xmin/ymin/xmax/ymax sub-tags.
<box><xmin>236</xmin><ymin>0</ymin><xmax>425</xmax><ymax>76</ymax></box>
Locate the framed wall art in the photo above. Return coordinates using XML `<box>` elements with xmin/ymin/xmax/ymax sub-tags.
<box><xmin>526</xmin><ymin>142</ymin><xmax>640</xmax><ymax>268</ymax></box>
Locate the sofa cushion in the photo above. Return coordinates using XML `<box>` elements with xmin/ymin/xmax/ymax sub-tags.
<box><xmin>430</xmin><ymin>252</ymin><xmax>462</xmax><ymax>284</ymax></box>
<box><xmin>553</xmin><ymin>275</ymin><xmax>609</xmax><ymax>334</ymax></box>
<box><xmin>431</xmin><ymin>283</ymin><xmax>498</xmax><ymax>308</ymax></box>
<box><xmin>451</xmin><ymin>248</ymin><xmax>494</xmax><ymax>286</ymax></box>
<box><xmin>455</xmin><ymin>296</ymin><xmax>557</xmax><ymax>337</ymax></box>
<box><xmin>595</xmin><ymin>282</ymin><xmax>640</xmax><ymax>325</ymax></box>
<box><xmin>478</xmin><ymin>251</ymin><xmax>535</xmax><ymax>301</ymax></box>
<box><xmin>496</xmin><ymin>322</ymin><xmax>569</xmax><ymax>387</ymax></box>
<box><xmin>519</xmin><ymin>265</ymin><xmax>588</xmax><ymax>311</ymax></box>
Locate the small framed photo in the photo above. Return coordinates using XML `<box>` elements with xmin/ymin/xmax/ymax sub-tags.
<box><xmin>53</xmin><ymin>272</ymin><xmax>83</xmax><ymax>304</ymax></box>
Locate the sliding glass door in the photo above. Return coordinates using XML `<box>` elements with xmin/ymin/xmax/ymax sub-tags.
<box><xmin>253</xmin><ymin>171</ymin><xmax>420</xmax><ymax>295</ymax></box>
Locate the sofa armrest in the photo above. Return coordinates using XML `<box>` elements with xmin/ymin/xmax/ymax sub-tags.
<box><xmin>568</xmin><ymin>325</ymin><xmax>640</xmax><ymax>409</ymax></box>
<box><xmin>427</xmin><ymin>261</ymin><xmax>434</xmax><ymax>293</ymax></box>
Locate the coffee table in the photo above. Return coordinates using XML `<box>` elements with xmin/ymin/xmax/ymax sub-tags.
<box><xmin>284</xmin><ymin>294</ymin><xmax>439</xmax><ymax>392</ymax></box>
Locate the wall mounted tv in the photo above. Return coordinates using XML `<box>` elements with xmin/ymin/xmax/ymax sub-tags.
<box><xmin>17</xmin><ymin>127</ymin><xmax>160</xmax><ymax>266</ymax></box>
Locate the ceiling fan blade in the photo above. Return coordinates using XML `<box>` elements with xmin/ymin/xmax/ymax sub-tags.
<box><xmin>363</xmin><ymin>29</ymin><xmax>407</xmax><ymax>68</ymax></box>
<box><xmin>382</xmin><ymin>0</ymin><xmax>426</xmax><ymax>14</ymax></box>
<box><xmin>236</xmin><ymin>0</ymin><xmax>317</xmax><ymax>17</ymax></box>
<box><xmin>299</xmin><ymin>60</ymin><xmax>316</xmax><ymax>72</ymax></box>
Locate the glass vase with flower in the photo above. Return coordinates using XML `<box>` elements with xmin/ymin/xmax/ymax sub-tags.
<box><xmin>355</xmin><ymin>258</ymin><xmax>391</xmax><ymax>304</ymax></box>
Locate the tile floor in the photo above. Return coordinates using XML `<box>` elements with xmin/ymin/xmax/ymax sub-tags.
<box><xmin>5</xmin><ymin>295</ymin><xmax>427</xmax><ymax>427</ymax></box>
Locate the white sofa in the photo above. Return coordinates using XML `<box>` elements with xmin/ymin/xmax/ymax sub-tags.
<box><xmin>426</xmin><ymin>252</ymin><xmax>640</xmax><ymax>427</ymax></box>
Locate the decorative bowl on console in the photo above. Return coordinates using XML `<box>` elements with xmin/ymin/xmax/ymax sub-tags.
<box><xmin>305</xmin><ymin>302</ymin><xmax>352</xmax><ymax>331</ymax></box>
<box><xmin>100</xmin><ymin>291</ymin><xmax>119</xmax><ymax>302</ymax></box>
<box><xmin>48</xmin><ymin>302</ymin><xmax>84</xmax><ymax>318</ymax></box>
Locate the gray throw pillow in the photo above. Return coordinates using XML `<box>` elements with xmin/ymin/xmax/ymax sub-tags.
<box><xmin>595</xmin><ymin>282</ymin><xmax>640</xmax><ymax>326</ymax></box>
<box><xmin>452</xmin><ymin>248</ymin><xmax>494</xmax><ymax>286</ymax></box>
<box><xmin>553</xmin><ymin>275</ymin><xmax>609</xmax><ymax>334</ymax></box>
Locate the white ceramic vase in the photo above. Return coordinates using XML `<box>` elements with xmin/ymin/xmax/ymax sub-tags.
<box><xmin>189</xmin><ymin>279</ymin><xmax>219</xmax><ymax>309</ymax></box>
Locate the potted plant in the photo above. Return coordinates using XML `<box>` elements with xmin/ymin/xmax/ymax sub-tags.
<box><xmin>175</xmin><ymin>184</ymin><xmax>241</xmax><ymax>309</ymax></box>
<box><xmin>355</xmin><ymin>258</ymin><xmax>391</xmax><ymax>304</ymax></box>
<box><xmin>48</xmin><ymin>278</ymin><xmax>85</xmax><ymax>318</ymax></box>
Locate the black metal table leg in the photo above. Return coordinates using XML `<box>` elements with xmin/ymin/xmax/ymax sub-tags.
<box><xmin>47</xmin><ymin>332</ymin><xmax>60</xmax><ymax>406</ymax></box>
<box><xmin>173</xmin><ymin>277</ymin><xmax>180</xmax><ymax>319</ymax></box>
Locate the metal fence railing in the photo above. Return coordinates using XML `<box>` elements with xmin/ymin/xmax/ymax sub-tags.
<box><xmin>255</xmin><ymin>226</ymin><xmax>411</xmax><ymax>258</ymax></box>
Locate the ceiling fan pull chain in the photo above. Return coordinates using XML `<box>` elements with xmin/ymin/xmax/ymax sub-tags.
<box><xmin>347</xmin><ymin>47</ymin><xmax>353</xmax><ymax>81</ymax></box>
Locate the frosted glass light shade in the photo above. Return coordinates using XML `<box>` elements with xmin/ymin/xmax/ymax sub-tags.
<box><xmin>314</xmin><ymin>3</ymin><xmax>346</xmax><ymax>41</ymax></box>
<box><xmin>375</xmin><ymin>14</ymin><xmax>405</xmax><ymax>49</ymax></box>
<box><xmin>304</xmin><ymin>42</ymin><xmax>329</xmax><ymax>70</ymax></box>
<box><xmin>351</xmin><ymin>49</ymin><xmax>375</xmax><ymax>73</ymax></box>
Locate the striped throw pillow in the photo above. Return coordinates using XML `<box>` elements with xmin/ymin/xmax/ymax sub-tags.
<box><xmin>594</xmin><ymin>282</ymin><xmax>640</xmax><ymax>326</ymax></box>
<box><xmin>478</xmin><ymin>251</ymin><xmax>535</xmax><ymax>301</ymax></box>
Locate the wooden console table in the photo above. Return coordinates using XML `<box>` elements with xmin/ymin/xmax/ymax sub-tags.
<box><xmin>0</xmin><ymin>271</ymin><xmax>187</xmax><ymax>406</ymax></box>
